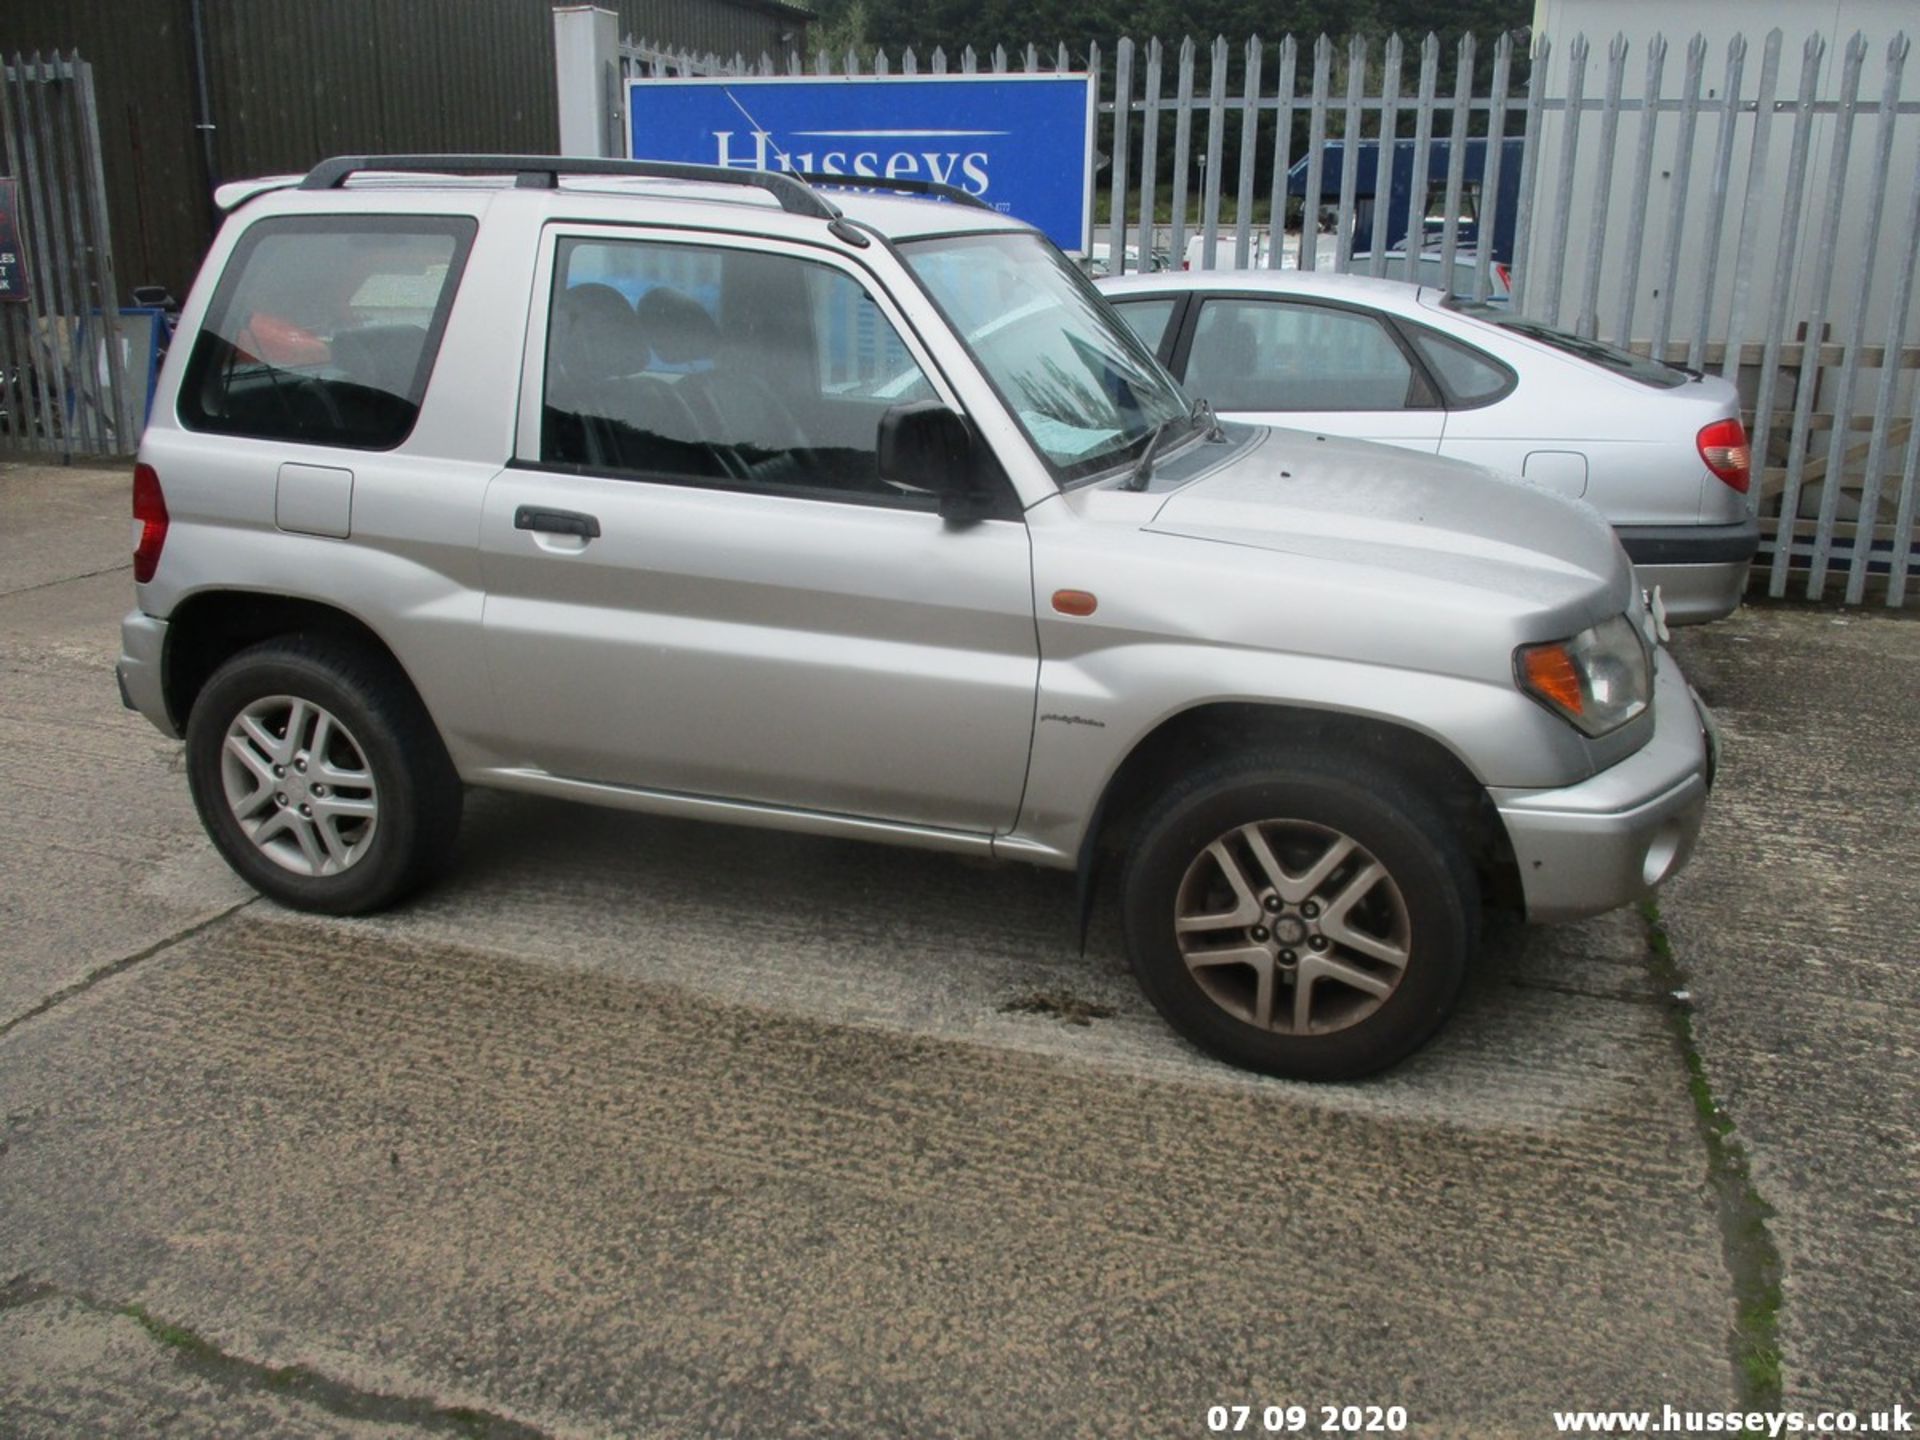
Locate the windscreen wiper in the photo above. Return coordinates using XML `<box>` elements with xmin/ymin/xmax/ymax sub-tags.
<box><xmin>1122</xmin><ymin>398</ymin><xmax>1226</xmax><ymax>492</ymax></box>
<box><xmin>1123</xmin><ymin>414</ymin><xmax>1182</xmax><ymax>491</ymax></box>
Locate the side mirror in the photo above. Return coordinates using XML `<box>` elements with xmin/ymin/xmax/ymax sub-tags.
<box><xmin>877</xmin><ymin>401</ymin><xmax>987</xmax><ymax>521</ymax></box>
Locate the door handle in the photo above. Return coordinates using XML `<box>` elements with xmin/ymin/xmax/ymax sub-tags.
<box><xmin>514</xmin><ymin>505</ymin><xmax>601</xmax><ymax>539</ymax></box>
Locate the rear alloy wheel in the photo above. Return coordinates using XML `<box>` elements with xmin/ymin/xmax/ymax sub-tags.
<box><xmin>1122</xmin><ymin>753</ymin><xmax>1476</xmax><ymax>1080</ymax></box>
<box><xmin>219</xmin><ymin>695</ymin><xmax>380</xmax><ymax>877</ymax></box>
<box><xmin>186</xmin><ymin>637</ymin><xmax>461</xmax><ymax>914</ymax></box>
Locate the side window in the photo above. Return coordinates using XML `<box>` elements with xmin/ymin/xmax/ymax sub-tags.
<box><xmin>811</xmin><ymin>270</ymin><xmax>934</xmax><ymax>405</ymax></box>
<box><xmin>541</xmin><ymin>236</ymin><xmax>942</xmax><ymax>504</ymax></box>
<box><xmin>1111</xmin><ymin>297</ymin><xmax>1179</xmax><ymax>357</ymax></box>
<box><xmin>1407</xmin><ymin>327</ymin><xmax>1514</xmax><ymax>407</ymax></box>
<box><xmin>180</xmin><ymin>215</ymin><xmax>475</xmax><ymax>448</ymax></box>
<box><xmin>1185</xmin><ymin>298</ymin><xmax>1418</xmax><ymax>412</ymax></box>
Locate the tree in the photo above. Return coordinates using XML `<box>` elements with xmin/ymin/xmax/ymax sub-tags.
<box><xmin>800</xmin><ymin>0</ymin><xmax>1531</xmax><ymax>57</ymax></box>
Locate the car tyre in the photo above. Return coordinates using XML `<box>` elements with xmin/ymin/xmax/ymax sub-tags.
<box><xmin>1121</xmin><ymin>750</ymin><xmax>1476</xmax><ymax>1080</ymax></box>
<box><xmin>185</xmin><ymin>636</ymin><xmax>462</xmax><ymax>914</ymax></box>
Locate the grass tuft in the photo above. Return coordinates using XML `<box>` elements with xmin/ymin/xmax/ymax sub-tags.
<box><xmin>119</xmin><ymin>1303</ymin><xmax>224</xmax><ymax>1361</ymax></box>
<box><xmin>1639</xmin><ymin>899</ymin><xmax>1784</xmax><ymax>1415</ymax></box>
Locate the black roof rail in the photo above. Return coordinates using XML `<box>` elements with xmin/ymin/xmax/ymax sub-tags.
<box><xmin>795</xmin><ymin>172</ymin><xmax>996</xmax><ymax>212</ymax></box>
<box><xmin>298</xmin><ymin>154</ymin><xmax>843</xmax><ymax>220</ymax></box>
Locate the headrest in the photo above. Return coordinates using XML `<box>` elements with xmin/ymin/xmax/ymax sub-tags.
<box><xmin>637</xmin><ymin>287</ymin><xmax>720</xmax><ymax>365</ymax></box>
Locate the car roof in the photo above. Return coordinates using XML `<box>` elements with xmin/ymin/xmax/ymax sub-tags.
<box><xmin>835</xmin><ymin>191</ymin><xmax>1031</xmax><ymax>241</ymax></box>
<box><xmin>216</xmin><ymin>159</ymin><xmax>1035</xmax><ymax>246</ymax></box>
<box><xmin>1096</xmin><ymin>267</ymin><xmax>1445</xmax><ymax>314</ymax></box>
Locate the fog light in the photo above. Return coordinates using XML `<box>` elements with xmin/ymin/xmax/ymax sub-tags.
<box><xmin>1642</xmin><ymin>823</ymin><xmax>1683</xmax><ymax>888</ymax></box>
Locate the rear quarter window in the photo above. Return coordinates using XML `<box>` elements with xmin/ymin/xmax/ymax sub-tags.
<box><xmin>1406</xmin><ymin>326</ymin><xmax>1515</xmax><ymax>407</ymax></box>
<box><xmin>179</xmin><ymin>214</ymin><xmax>477</xmax><ymax>449</ymax></box>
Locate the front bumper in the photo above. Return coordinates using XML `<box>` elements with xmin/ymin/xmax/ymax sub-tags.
<box><xmin>1491</xmin><ymin>649</ymin><xmax>1717</xmax><ymax>923</ymax></box>
<box><xmin>117</xmin><ymin>609</ymin><xmax>178</xmax><ymax>739</ymax></box>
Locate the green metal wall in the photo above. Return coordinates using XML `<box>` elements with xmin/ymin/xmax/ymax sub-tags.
<box><xmin>0</xmin><ymin>0</ymin><xmax>810</xmax><ymax>299</ymax></box>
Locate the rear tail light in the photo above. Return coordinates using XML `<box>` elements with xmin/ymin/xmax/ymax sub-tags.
<box><xmin>132</xmin><ymin>463</ymin><xmax>169</xmax><ymax>582</ymax></box>
<box><xmin>1696</xmin><ymin>418</ymin><xmax>1751</xmax><ymax>494</ymax></box>
<box><xmin>1494</xmin><ymin>262</ymin><xmax>1512</xmax><ymax>290</ymax></box>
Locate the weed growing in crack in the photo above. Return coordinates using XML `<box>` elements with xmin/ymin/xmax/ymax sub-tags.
<box><xmin>1640</xmin><ymin>899</ymin><xmax>1785</xmax><ymax>1408</ymax></box>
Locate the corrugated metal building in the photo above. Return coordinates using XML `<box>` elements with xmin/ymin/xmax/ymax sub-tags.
<box><xmin>0</xmin><ymin>0</ymin><xmax>812</xmax><ymax>299</ymax></box>
<box><xmin>1526</xmin><ymin>0</ymin><xmax>1919</xmax><ymax>350</ymax></box>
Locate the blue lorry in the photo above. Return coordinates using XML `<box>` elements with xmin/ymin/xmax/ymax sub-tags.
<box><xmin>1286</xmin><ymin>136</ymin><xmax>1525</xmax><ymax>264</ymax></box>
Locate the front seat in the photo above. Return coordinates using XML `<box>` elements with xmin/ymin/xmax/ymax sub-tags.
<box><xmin>544</xmin><ymin>282</ymin><xmax>645</xmax><ymax>467</ymax></box>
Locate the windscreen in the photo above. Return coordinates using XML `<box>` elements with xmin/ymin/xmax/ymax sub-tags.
<box><xmin>900</xmin><ymin>232</ymin><xmax>1190</xmax><ymax>483</ymax></box>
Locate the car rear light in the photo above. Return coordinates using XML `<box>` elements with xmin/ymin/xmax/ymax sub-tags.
<box><xmin>132</xmin><ymin>463</ymin><xmax>169</xmax><ymax>582</ymax></box>
<box><xmin>1696</xmin><ymin>418</ymin><xmax>1751</xmax><ymax>494</ymax></box>
<box><xmin>1494</xmin><ymin>263</ymin><xmax>1512</xmax><ymax>289</ymax></box>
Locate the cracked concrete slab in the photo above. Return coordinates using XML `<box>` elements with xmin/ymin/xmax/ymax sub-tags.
<box><xmin>3</xmin><ymin>459</ymin><xmax>1909</xmax><ymax>1434</ymax></box>
<box><xmin>1</xmin><ymin>911</ymin><xmax>1732</xmax><ymax>1437</ymax></box>
<box><xmin>0</xmin><ymin>1287</ymin><xmax>432</xmax><ymax>1439</ymax></box>
<box><xmin>1666</xmin><ymin>605</ymin><xmax>1920</xmax><ymax>1413</ymax></box>
<box><xmin>0</xmin><ymin>496</ymin><xmax>253</xmax><ymax>1029</ymax></box>
<box><xmin>0</xmin><ymin>461</ymin><xmax>135</xmax><ymax>601</ymax></box>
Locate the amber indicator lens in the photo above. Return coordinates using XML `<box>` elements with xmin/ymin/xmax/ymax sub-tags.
<box><xmin>1052</xmin><ymin>589</ymin><xmax>1098</xmax><ymax>616</ymax></box>
<box><xmin>1519</xmin><ymin>644</ymin><xmax>1584</xmax><ymax>715</ymax></box>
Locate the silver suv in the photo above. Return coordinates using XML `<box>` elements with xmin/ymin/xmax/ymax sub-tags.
<box><xmin>118</xmin><ymin>155</ymin><xmax>1717</xmax><ymax>1080</ymax></box>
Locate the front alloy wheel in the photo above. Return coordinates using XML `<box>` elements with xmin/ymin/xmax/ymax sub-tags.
<box><xmin>1175</xmin><ymin>820</ymin><xmax>1411</xmax><ymax>1036</ymax></box>
<box><xmin>1122</xmin><ymin>752</ymin><xmax>1475</xmax><ymax>1080</ymax></box>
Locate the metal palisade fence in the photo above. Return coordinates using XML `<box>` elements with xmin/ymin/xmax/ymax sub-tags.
<box><xmin>1519</xmin><ymin>29</ymin><xmax>1919</xmax><ymax>609</ymax></box>
<box><xmin>0</xmin><ymin>51</ymin><xmax>134</xmax><ymax>461</ymax></box>
<box><xmin>625</xmin><ymin>28</ymin><xmax>1920</xmax><ymax>608</ymax></box>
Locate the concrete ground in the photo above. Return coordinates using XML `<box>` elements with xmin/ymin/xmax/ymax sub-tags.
<box><xmin>0</xmin><ymin>459</ymin><xmax>1912</xmax><ymax>1438</ymax></box>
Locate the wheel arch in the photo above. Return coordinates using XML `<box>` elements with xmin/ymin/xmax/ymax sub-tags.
<box><xmin>1078</xmin><ymin>700</ymin><xmax>1522</xmax><ymax>923</ymax></box>
<box><xmin>161</xmin><ymin>590</ymin><xmax>429</xmax><ymax>737</ymax></box>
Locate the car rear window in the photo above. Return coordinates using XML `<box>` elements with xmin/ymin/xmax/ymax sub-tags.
<box><xmin>1444</xmin><ymin>302</ymin><xmax>1688</xmax><ymax>389</ymax></box>
<box><xmin>179</xmin><ymin>215</ymin><xmax>477</xmax><ymax>448</ymax></box>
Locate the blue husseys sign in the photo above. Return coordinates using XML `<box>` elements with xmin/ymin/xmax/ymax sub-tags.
<box><xmin>0</xmin><ymin>178</ymin><xmax>29</xmax><ymax>302</ymax></box>
<box><xmin>627</xmin><ymin>75</ymin><xmax>1096</xmax><ymax>252</ymax></box>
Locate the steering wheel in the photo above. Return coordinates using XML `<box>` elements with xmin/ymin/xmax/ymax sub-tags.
<box><xmin>722</xmin><ymin>375</ymin><xmax>823</xmax><ymax>483</ymax></box>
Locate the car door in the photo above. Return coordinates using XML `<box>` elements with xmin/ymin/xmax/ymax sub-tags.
<box><xmin>477</xmin><ymin>225</ymin><xmax>1040</xmax><ymax>834</ymax></box>
<box><xmin>1170</xmin><ymin>293</ymin><xmax>1445</xmax><ymax>452</ymax></box>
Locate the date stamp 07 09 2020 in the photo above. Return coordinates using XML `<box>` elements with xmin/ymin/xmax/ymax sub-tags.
<box><xmin>1207</xmin><ymin>1404</ymin><xmax>1410</xmax><ymax>1435</ymax></box>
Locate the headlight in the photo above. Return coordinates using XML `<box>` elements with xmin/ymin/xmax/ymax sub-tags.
<box><xmin>1515</xmin><ymin>615</ymin><xmax>1651</xmax><ymax>736</ymax></box>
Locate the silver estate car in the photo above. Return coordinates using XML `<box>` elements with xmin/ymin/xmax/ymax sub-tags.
<box><xmin>119</xmin><ymin>156</ymin><xmax>1716</xmax><ymax>1080</ymax></box>
<box><xmin>1098</xmin><ymin>269</ymin><xmax>1758</xmax><ymax>624</ymax></box>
